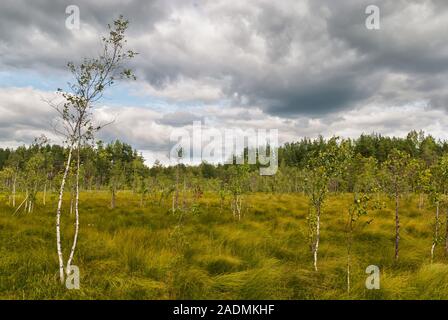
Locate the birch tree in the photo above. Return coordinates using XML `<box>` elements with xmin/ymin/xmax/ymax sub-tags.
<box><xmin>304</xmin><ymin>137</ymin><xmax>350</xmax><ymax>271</ymax></box>
<box><xmin>346</xmin><ymin>155</ymin><xmax>379</xmax><ymax>294</ymax></box>
<box><xmin>48</xmin><ymin>16</ymin><xmax>137</xmax><ymax>283</ymax></box>
<box><xmin>132</xmin><ymin>158</ymin><xmax>149</xmax><ymax>207</ymax></box>
<box><xmin>431</xmin><ymin>155</ymin><xmax>448</xmax><ymax>257</ymax></box>
<box><xmin>109</xmin><ymin>159</ymin><xmax>125</xmax><ymax>209</ymax></box>
<box><xmin>227</xmin><ymin>164</ymin><xmax>250</xmax><ymax>220</ymax></box>
<box><xmin>23</xmin><ymin>152</ymin><xmax>46</xmax><ymax>213</ymax></box>
<box><xmin>382</xmin><ymin>149</ymin><xmax>410</xmax><ymax>261</ymax></box>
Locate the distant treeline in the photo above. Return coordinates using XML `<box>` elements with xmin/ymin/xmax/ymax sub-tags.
<box><xmin>280</xmin><ymin>130</ymin><xmax>447</xmax><ymax>167</ymax></box>
<box><xmin>0</xmin><ymin>130</ymin><xmax>446</xmax><ymax>198</ymax></box>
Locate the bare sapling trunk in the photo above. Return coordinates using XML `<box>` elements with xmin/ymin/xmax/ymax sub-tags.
<box><xmin>235</xmin><ymin>195</ymin><xmax>242</xmax><ymax>220</ymax></box>
<box><xmin>175</xmin><ymin>165</ymin><xmax>179</xmax><ymax>211</ymax></box>
<box><xmin>67</xmin><ymin>141</ymin><xmax>80</xmax><ymax>275</ymax></box>
<box><xmin>56</xmin><ymin>142</ymin><xmax>74</xmax><ymax>283</ymax></box>
<box><xmin>431</xmin><ymin>202</ymin><xmax>440</xmax><ymax>263</ymax></box>
<box><xmin>12</xmin><ymin>173</ymin><xmax>16</xmax><ymax>207</ymax></box>
<box><xmin>347</xmin><ymin>244</ymin><xmax>351</xmax><ymax>294</ymax></box>
<box><xmin>313</xmin><ymin>205</ymin><xmax>321</xmax><ymax>271</ymax></box>
<box><xmin>231</xmin><ymin>196</ymin><xmax>235</xmax><ymax>218</ymax></box>
<box><xmin>394</xmin><ymin>188</ymin><xmax>400</xmax><ymax>261</ymax></box>
<box><xmin>347</xmin><ymin>218</ymin><xmax>353</xmax><ymax>294</ymax></box>
<box><xmin>111</xmin><ymin>187</ymin><xmax>116</xmax><ymax>209</ymax></box>
<box><xmin>24</xmin><ymin>190</ymin><xmax>29</xmax><ymax>213</ymax></box>
<box><xmin>43</xmin><ymin>182</ymin><xmax>47</xmax><ymax>206</ymax></box>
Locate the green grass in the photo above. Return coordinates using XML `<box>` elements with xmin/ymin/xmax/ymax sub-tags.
<box><xmin>0</xmin><ymin>191</ymin><xmax>446</xmax><ymax>299</ymax></box>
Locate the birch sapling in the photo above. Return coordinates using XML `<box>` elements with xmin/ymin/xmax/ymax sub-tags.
<box><xmin>346</xmin><ymin>194</ymin><xmax>372</xmax><ymax>294</ymax></box>
<box><xmin>304</xmin><ymin>137</ymin><xmax>350</xmax><ymax>271</ymax></box>
<box><xmin>383</xmin><ymin>149</ymin><xmax>410</xmax><ymax>261</ymax></box>
<box><xmin>47</xmin><ymin>16</ymin><xmax>137</xmax><ymax>283</ymax></box>
<box><xmin>345</xmin><ymin>155</ymin><xmax>379</xmax><ymax>294</ymax></box>
<box><xmin>227</xmin><ymin>164</ymin><xmax>250</xmax><ymax>221</ymax></box>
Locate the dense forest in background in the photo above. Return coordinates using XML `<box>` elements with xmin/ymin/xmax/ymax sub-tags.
<box><xmin>0</xmin><ymin>130</ymin><xmax>447</xmax><ymax>197</ymax></box>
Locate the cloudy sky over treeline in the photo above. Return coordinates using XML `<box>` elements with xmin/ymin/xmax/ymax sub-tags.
<box><xmin>1</xmin><ymin>0</ymin><xmax>448</xmax><ymax>163</ymax></box>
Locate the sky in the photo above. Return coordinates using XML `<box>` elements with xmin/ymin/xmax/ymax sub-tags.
<box><xmin>1</xmin><ymin>0</ymin><xmax>448</xmax><ymax>165</ymax></box>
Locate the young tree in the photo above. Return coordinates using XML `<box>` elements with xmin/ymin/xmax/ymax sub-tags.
<box><xmin>172</xmin><ymin>148</ymin><xmax>183</xmax><ymax>214</ymax></box>
<box><xmin>407</xmin><ymin>159</ymin><xmax>426</xmax><ymax>209</ymax></box>
<box><xmin>428</xmin><ymin>189</ymin><xmax>441</xmax><ymax>263</ymax></box>
<box><xmin>346</xmin><ymin>155</ymin><xmax>379</xmax><ymax>294</ymax></box>
<box><xmin>227</xmin><ymin>164</ymin><xmax>250</xmax><ymax>220</ymax></box>
<box><xmin>22</xmin><ymin>152</ymin><xmax>46</xmax><ymax>213</ymax></box>
<box><xmin>382</xmin><ymin>149</ymin><xmax>410</xmax><ymax>261</ymax></box>
<box><xmin>433</xmin><ymin>155</ymin><xmax>448</xmax><ymax>256</ymax></box>
<box><xmin>48</xmin><ymin>16</ymin><xmax>137</xmax><ymax>283</ymax></box>
<box><xmin>109</xmin><ymin>159</ymin><xmax>125</xmax><ymax>209</ymax></box>
<box><xmin>416</xmin><ymin>166</ymin><xmax>432</xmax><ymax>210</ymax></box>
<box><xmin>304</xmin><ymin>137</ymin><xmax>350</xmax><ymax>271</ymax></box>
<box><xmin>132</xmin><ymin>158</ymin><xmax>149</xmax><ymax>207</ymax></box>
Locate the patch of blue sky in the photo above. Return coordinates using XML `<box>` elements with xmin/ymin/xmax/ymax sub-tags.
<box><xmin>0</xmin><ymin>70</ymin><xmax>218</xmax><ymax>113</ymax></box>
<box><xmin>0</xmin><ymin>70</ymin><xmax>67</xmax><ymax>91</ymax></box>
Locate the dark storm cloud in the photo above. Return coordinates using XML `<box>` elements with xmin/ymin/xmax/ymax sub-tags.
<box><xmin>0</xmin><ymin>0</ymin><xmax>174</xmax><ymax>70</ymax></box>
<box><xmin>310</xmin><ymin>0</ymin><xmax>448</xmax><ymax>108</ymax></box>
<box><xmin>1</xmin><ymin>0</ymin><xmax>448</xmax><ymax>117</ymax></box>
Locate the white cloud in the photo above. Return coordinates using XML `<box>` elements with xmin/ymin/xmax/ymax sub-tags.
<box><xmin>2</xmin><ymin>87</ymin><xmax>448</xmax><ymax>166</ymax></box>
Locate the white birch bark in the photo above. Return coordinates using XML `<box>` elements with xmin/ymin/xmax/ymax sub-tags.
<box><xmin>313</xmin><ymin>206</ymin><xmax>321</xmax><ymax>272</ymax></box>
<box><xmin>56</xmin><ymin>142</ymin><xmax>74</xmax><ymax>283</ymax></box>
<box><xmin>43</xmin><ymin>182</ymin><xmax>47</xmax><ymax>206</ymax></box>
<box><xmin>12</xmin><ymin>173</ymin><xmax>16</xmax><ymax>207</ymax></box>
<box><xmin>66</xmin><ymin>142</ymin><xmax>80</xmax><ymax>275</ymax></box>
<box><xmin>431</xmin><ymin>202</ymin><xmax>440</xmax><ymax>263</ymax></box>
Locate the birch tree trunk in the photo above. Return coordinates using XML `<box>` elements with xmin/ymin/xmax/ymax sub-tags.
<box><xmin>394</xmin><ymin>189</ymin><xmax>400</xmax><ymax>261</ymax></box>
<box><xmin>347</xmin><ymin>219</ymin><xmax>353</xmax><ymax>294</ymax></box>
<box><xmin>175</xmin><ymin>165</ymin><xmax>179</xmax><ymax>211</ymax></box>
<box><xmin>347</xmin><ymin>248</ymin><xmax>351</xmax><ymax>294</ymax></box>
<box><xmin>111</xmin><ymin>187</ymin><xmax>116</xmax><ymax>209</ymax></box>
<box><xmin>24</xmin><ymin>190</ymin><xmax>28</xmax><ymax>213</ymax></box>
<box><xmin>43</xmin><ymin>182</ymin><xmax>47</xmax><ymax>206</ymax></box>
<box><xmin>431</xmin><ymin>202</ymin><xmax>440</xmax><ymax>263</ymax></box>
<box><xmin>56</xmin><ymin>142</ymin><xmax>74</xmax><ymax>283</ymax></box>
<box><xmin>67</xmin><ymin>142</ymin><xmax>80</xmax><ymax>275</ymax></box>
<box><xmin>12</xmin><ymin>173</ymin><xmax>16</xmax><ymax>207</ymax></box>
<box><xmin>313</xmin><ymin>205</ymin><xmax>321</xmax><ymax>271</ymax></box>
